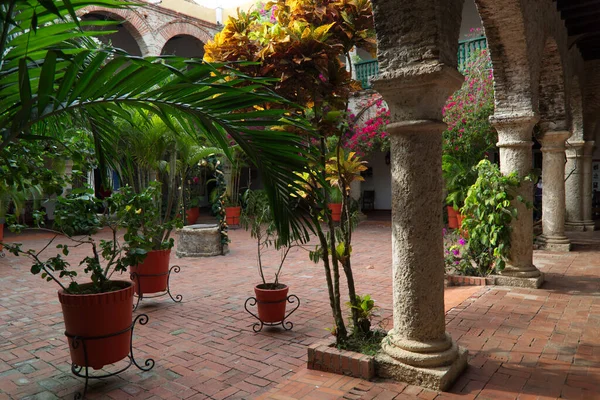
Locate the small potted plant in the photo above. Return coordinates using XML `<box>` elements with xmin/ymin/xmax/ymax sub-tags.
<box><xmin>1</xmin><ymin>188</ymin><xmax>147</xmax><ymax>370</ymax></box>
<box><xmin>241</xmin><ymin>189</ymin><xmax>299</xmax><ymax>323</ymax></box>
<box><xmin>185</xmin><ymin>197</ymin><xmax>200</xmax><ymax>225</ymax></box>
<box><xmin>115</xmin><ymin>182</ymin><xmax>183</xmax><ymax>296</ymax></box>
<box><xmin>326</xmin><ymin>185</ymin><xmax>343</xmax><ymax>222</ymax></box>
<box><xmin>224</xmin><ymin>147</ymin><xmax>247</xmax><ymax>226</ymax></box>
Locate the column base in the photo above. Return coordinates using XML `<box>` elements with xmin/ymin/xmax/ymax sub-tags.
<box><xmin>490</xmin><ymin>273</ymin><xmax>544</xmax><ymax>289</ymax></box>
<box><xmin>583</xmin><ymin>220</ymin><xmax>597</xmax><ymax>231</ymax></box>
<box><xmin>537</xmin><ymin>235</ymin><xmax>571</xmax><ymax>252</ymax></box>
<box><xmin>376</xmin><ymin>345</ymin><xmax>467</xmax><ymax>391</ymax></box>
<box><xmin>565</xmin><ymin>221</ymin><xmax>586</xmax><ymax>232</ymax></box>
<box><xmin>375</xmin><ymin>332</ymin><xmax>467</xmax><ymax>391</ymax></box>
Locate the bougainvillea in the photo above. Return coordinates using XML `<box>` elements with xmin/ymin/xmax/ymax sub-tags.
<box><xmin>442</xmin><ymin>48</ymin><xmax>495</xmax><ymax>162</ymax></box>
<box><xmin>442</xmin><ymin>49</ymin><xmax>497</xmax><ymax>162</ymax></box>
<box><xmin>343</xmin><ymin>94</ymin><xmax>390</xmax><ymax>156</ymax></box>
<box><xmin>442</xmin><ymin>48</ymin><xmax>496</xmax><ymax>208</ymax></box>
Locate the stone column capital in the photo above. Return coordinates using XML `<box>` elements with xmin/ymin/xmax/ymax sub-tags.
<box><xmin>584</xmin><ymin>140</ymin><xmax>596</xmax><ymax>157</ymax></box>
<box><xmin>565</xmin><ymin>140</ymin><xmax>586</xmax><ymax>158</ymax></box>
<box><xmin>490</xmin><ymin>112</ymin><xmax>539</xmax><ymax>145</ymax></box>
<box><xmin>538</xmin><ymin>130</ymin><xmax>571</xmax><ymax>152</ymax></box>
<box><xmin>372</xmin><ymin>64</ymin><xmax>463</xmax><ymax>122</ymax></box>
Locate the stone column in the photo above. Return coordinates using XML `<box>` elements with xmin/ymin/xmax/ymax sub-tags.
<box><xmin>538</xmin><ymin>131</ymin><xmax>571</xmax><ymax>251</ymax></box>
<box><xmin>490</xmin><ymin>113</ymin><xmax>544</xmax><ymax>288</ymax></box>
<box><xmin>564</xmin><ymin>140</ymin><xmax>585</xmax><ymax>231</ymax></box>
<box><xmin>582</xmin><ymin>141</ymin><xmax>596</xmax><ymax>230</ymax></box>
<box><xmin>372</xmin><ymin>66</ymin><xmax>467</xmax><ymax>391</ymax></box>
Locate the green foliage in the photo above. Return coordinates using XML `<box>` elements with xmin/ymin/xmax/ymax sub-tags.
<box><xmin>207</xmin><ymin>154</ymin><xmax>229</xmax><ymax>246</ymax></box>
<box><xmin>442</xmin><ymin>49</ymin><xmax>496</xmax><ymax>208</ymax></box>
<box><xmin>1</xmin><ymin>0</ymin><xmax>314</xmax><ymax>247</ymax></box>
<box><xmin>461</xmin><ymin>160</ymin><xmax>530</xmax><ymax>275</ymax></box>
<box><xmin>53</xmin><ymin>188</ymin><xmax>100</xmax><ymax>236</ymax></box>
<box><xmin>345</xmin><ymin>294</ymin><xmax>378</xmax><ymax>335</ymax></box>
<box><xmin>112</xmin><ymin>183</ymin><xmax>183</xmax><ymax>257</ymax></box>
<box><xmin>241</xmin><ymin>189</ymin><xmax>300</xmax><ymax>287</ymax></box>
<box><xmin>3</xmin><ymin>188</ymin><xmax>141</xmax><ymax>294</ymax></box>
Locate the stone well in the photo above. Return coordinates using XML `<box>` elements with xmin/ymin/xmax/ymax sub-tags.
<box><xmin>176</xmin><ymin>224</ymin><xmax>228</xmax><ymax>257</ymax></box>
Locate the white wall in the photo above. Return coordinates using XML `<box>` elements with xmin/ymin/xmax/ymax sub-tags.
<box><xmin>362</xmin><ymin>151</ymin><xmax>392</xmax><ymax>210</ymax></box>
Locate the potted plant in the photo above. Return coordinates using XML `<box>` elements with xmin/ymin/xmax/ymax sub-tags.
<box><xmin>185</xmin><ymin>197</ymin><xmax>200</xmax><ymax>225</ymax></box>
<box><xmin>115</xmin><ymin>183</ymin><xmax>183</xmax><ymax>296</ymax></box>
<box><xmin>327</xmin><ymin>185</ymin><xmax>343</xmax><ymax>222</ymax></box>
<box><xmin>240</xmin><ymin>189</ymin><xmax>298</xmax><ymax>323</ymax></box>
<box><xmin>223</xmin><ymin>147</ymin><xmax>248</xmax><ymax>226</ymax></box>
<box><xmin>1</xmin><ymin>188</ymin><xmax>147</xmax><ymax>370</ymax></box>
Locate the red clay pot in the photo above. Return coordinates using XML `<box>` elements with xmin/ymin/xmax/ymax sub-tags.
<box><xmin>58</xmin><ymin>281</ymin><xmax>133</xmax><ymax>370</ymax></box>
<box><xmin>447</xmin><ymin>206</ymin><xmax>459</xmax><ymax>229</ymax></box>
<box><xmin>185</xmin><ymin>207</ymin><xmax>200</xmax><ymax>225</ymax></box>
<box><xmin>225</xmin><ymin>206</ymin><xmax>241</xmax><ymax>226</ymax></box>
<box><xmin>129</xmin><ymin>249</ymin><xmax>170</xmax><ymax>295</ymax></box>
<box><xmin>254</xmin><ymin>284</ymin><xmax>289</xmax><ymax>323</ymax></box>
<box><xmin>456</xmin><ymin>214</ymin><xmax>469</xmax><ymax>238</ymax></box>
<box><xmin>328</xmin><ymin>203</ymin><xmax>342</xmax><ymax>222</ymax></box>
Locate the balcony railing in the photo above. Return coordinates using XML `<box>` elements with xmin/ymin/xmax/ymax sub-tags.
<box><xmin>354</xmin><ymin>36</ymin><xmax>488</xmax><ymax>89</ymax></box>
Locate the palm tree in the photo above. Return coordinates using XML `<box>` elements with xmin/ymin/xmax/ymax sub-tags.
<box><xmin>0</xmin><ymin>0</ymin><xmax>314</xmax><ymax>242</ymax></box>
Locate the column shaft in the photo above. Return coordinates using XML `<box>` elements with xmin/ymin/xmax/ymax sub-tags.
<box><xmin>372</xmin><ymin>66</ymin><xmax>467</xmax><ymax>391</ymax></box>
<box><xmin>582</xmin><ymin>141</ymin><xmax>596</xmax><ymax>230</ymax></box>
<box><xmin>538</xmin><ymin>131</ymin><xmax>571</xmax><ymax>251</ymax></box>
<box><xmin>565</xmin><ymin>141</ymin><xmax>585</xmax><ymax>231</ymax></box>
<box><xmin>490</xmin><ymin>114</ymin><xmax>543</xmax><ymax>287</ymax></box>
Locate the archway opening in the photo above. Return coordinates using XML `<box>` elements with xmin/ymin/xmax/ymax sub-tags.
<box><xmin>81</xmin><ymin>12</ymin><xmax>143</xmax><ymax>56</ymax></box>
<box><xmin>161</xmin><ymin>35</ymin><xmax>205</xmax><ymax>58</ymax></box>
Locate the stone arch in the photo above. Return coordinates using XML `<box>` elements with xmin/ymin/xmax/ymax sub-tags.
<box><xmin>155</xmin><ymin>21</ymin><xmax>213</xmax><ymax>54</ymax></box>
<box><xmin>537</xmin><ymin>36</ymin><xmax>569</xmax><ymax>132</ymax></box>
<box><xmin>569</xmin><ymin>75</ymin><xmax>584</xmax><ymax>140</ymax></box>
<box><xmin>473</xmin><ymin>0</ymin><xmax>535</xmax><ymax>116</ymax></box>
<box><xmin>78</xmin><ymin>7</ymin><xmax>152</xmax><ymax>55</ymax></box>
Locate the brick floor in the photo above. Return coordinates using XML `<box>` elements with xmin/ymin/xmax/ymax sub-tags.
<box><xmin>0</xmin><ymin>219</ymin><xmax>598</xmax><ymax>399</ymax></box>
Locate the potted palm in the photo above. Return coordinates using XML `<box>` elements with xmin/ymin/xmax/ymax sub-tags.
<box><xmin>115</xmin><ymin>183</ymin><xmax>183</xmax><ymax>296</ymax></box>
<box><xmin>1</xmin><ymin>188</ymin><xmax>147</xmax><ymax>370</ymax></box>
<box><xmin>241</xmin><ymin>189</ymin><xmax>299</xmax><ymax>323</ymax></box>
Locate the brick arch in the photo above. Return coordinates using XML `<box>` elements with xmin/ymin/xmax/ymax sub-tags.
<box><xmin>156</xmin><ymin>21</ymin><xmax>213</xmax><ymax>54</ymax></box>
<box><xmin>78</xmin><ymin>6</ymin><xmax>152</xmax><ymax>55</ymax></box>
<box><xmin>537</xmin><ymin>36</ymin><xmax>569</xmax><ymax>131</ymax></box>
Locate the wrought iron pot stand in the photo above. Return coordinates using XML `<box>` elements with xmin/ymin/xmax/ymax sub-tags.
<box><xmin>244</xmin><ymin>294</ymin><xmax>300</xmax><ymax>332</ymax></box>
<box><xmin>66</xmin><ymin>314</ymin><xmax>154</xmax><ymax>400</ymax></box>
<box><xmin>130</xmin><ymin>265</ymin><xmax>183</xmax><ymax>311</ymax></box>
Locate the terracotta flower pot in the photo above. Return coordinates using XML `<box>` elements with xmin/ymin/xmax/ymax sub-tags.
<box><xmin>447</xmin><ymin>206</ymin><xmax>459</xmax><ymax>229</ymax></box>
<box><xmin>457</xmin><ymin>214</ymin><xmax>469</xmax><ymax>238</ymax></box>
<box><xmin>254</xmin><ymin>284</ymin><xmax>289</xmax><ymax>323</ymax></box>
<box><xmin>129</xmin><ymin>249</ymin><xmax>171</xmax><ymax>295</ymax></box>
<box><xmin>185</xmin><ymin>207</ymin><xmax>200</xmax><ymax>225</ymax></box>
<box><xmin>225</xmin><ymin>206</ymin><xmax>241</xmax><ymax>226</ymax></box>
<box><xmin>328</xmin><ymin>203</ymin><xmax>342</xmax><ymax>222</ymax></box>
<box><xmin>58</xmin><ymin>281</ymin><xmax>133</xmax><ymax>370</ymax></box>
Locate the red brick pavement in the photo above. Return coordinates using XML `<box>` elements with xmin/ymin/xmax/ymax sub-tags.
<box><xmin>0</xmin><ymin>220</ymin><xmax>598</xmax><ymax>399</ymax></box>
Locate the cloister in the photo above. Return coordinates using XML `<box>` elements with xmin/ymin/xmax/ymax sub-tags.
<box><xmin>2</xmin><ymin>0</ymin><xmax>600</xmax><ymax>399</ymax></box>
<box><xmin>364</xmin><ymin>0</ymin><xmax>600</xmax><ymax>392</ymax></box>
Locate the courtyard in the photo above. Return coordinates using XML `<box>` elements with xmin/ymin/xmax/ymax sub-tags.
<box><xmin>0</xmin><ymin>218</ymin><xmax>598</xmax><ymax>400</ymax></box>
